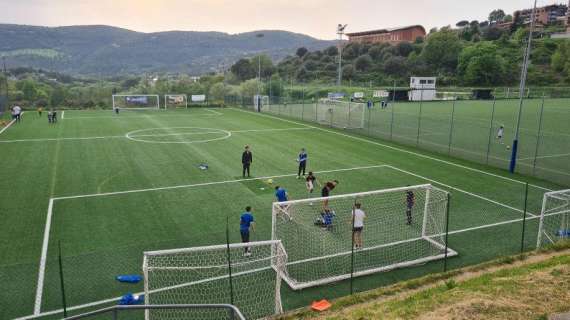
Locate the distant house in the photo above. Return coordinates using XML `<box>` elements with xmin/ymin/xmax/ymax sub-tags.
<box><xmin>514</xmin><ymin>3</ymin><xmax>568</xmax><ymax>27</ymax></box>
<box><xmin>346</xmin><ymin>25</ymin><xmax>426</xmax><ymax>44</ymax></box>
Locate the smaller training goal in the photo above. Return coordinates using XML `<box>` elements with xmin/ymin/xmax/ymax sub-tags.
<box><xmin>316</xmin><ymin>99</ymin><xmax>365</xmax><ymax>129</ymax></box>
<box><xmin>272</xmin><ymin>184</ymin><xmax>457</xmax><ymax>290</ymax></box>
<box><xmin>143</xmin><ymin>240</ymin><xmax>286</xmax><ymax>320</ymax></box>
<box><xmin>253</xmin><ymin>95</ymin><xmax>269</xmax><ymax>112</ymax></box>
<box><xmin>164</xmin><ymin>94</ymin><xmax>188</xmax><ymax>109</ymax></box>
<box><xmin>112</xmin><ymin>95</ymin><xmax>160</xmax><ymax>110</ymax></box>
<box><xmin>537</xmin><ymin>189</ymin><xmax>570</xmax><ymax>249</ymax></box>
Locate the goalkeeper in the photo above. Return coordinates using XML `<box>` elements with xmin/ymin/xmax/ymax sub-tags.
<box><xmin>321</xmin><ymin>180</ymin><xmax>338</xmax><ymax>210</ymax></box>
<box><xmin>240</xmin><ymin>206</ymin><xmax>255</xmax><ymax>256</ymax></box>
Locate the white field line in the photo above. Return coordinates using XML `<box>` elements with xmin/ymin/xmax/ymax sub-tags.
<box><xmin>518</xmin><ymin>152</ymin><xmax>570</xmax><ymax>161</ymax></box>
<box><xmin>231</xmin><ymin>108</ymin><xmax>553</xmax><ymax>192</ymax></box>
<box><xmin>34</xmin><ymin>198</ymin><xmax>53</xmax><ymax>315</ymax></box>
<box><xmin>0</xmin><ymin>117</ymin><xmax>17</xmax><ymax>135</ymax></box>
<box><xmin>386</xmin><ymin>165</ymin><xmax>536</xmax><ymax>217</ymax></box>
<box><xmin>63</xmin><ymin>113</ymin><xmax>220</xmax><ymax>120</ymax></box>
<box><xmin>205</xmin><ymin>108</ymin><xmax>223</xmax><ymax>115</ymax></box>
<box><xmin>0</xmin><ymin>127</ymin><xmax>313</xmax><ymax>143</ymax></box>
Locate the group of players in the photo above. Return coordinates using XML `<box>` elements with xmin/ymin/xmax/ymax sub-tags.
<box><xmin>239</xmin><ymin>145</ymin><xmax>417</xmax><ymax>254</ymax></box>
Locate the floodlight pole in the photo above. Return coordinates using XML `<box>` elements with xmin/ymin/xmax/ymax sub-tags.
<box><xmin>2</xmin><ymin>57</ymin><xmax>8</xmax><ymax>115</ymax></box>
<box><xmin>509</xmin><ymin>0</ymin><xmax>537</xmax><ymax>173</ymax></box>
<box><xmin>336</xmin><ymin>24</ymin><xmax>347</xmax><ymax>87</ymax></box>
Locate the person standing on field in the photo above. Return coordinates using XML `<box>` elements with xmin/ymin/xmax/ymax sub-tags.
<box><xmin>297</xmin><ymin>148</ymin><xmax>308</xmax><ymax>178</ymax></box>
<box><xmin>240</xmin><ymin>206</ymin><xmax>255</xmax><ymax>256</ymax></box>
<box><xmin>242</xmin><ymin>145</ymin><xmax>253</xmax><ymax>177</ymax></box>
<box><xmin>352</xmin><ymin>203</ymin><xmax>366</xmax><ymax>249</ymax></box>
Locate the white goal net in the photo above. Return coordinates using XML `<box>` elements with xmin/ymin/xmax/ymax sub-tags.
<box><xmin>143</xmin><ymin>240</ymin><xmax>286</xmax><ymax>320</ymax></box>
<box><xmin>316</xmin><ymin>99</ymin><xmax>365</xmax><ymax>129</ymax></box>
<box><xmin>253</xmin><ymin>95</ymin><xmax>269</xmax><ymax>111</ymax></box>
<box><xmin>112</xmin><ymin>95</ymin><xmax>160</xmax><ymax>110</ymax></box>
<box><xmin>537</xmin><ymin>189</ymin><xmax>570</xmax><ymax>249</ymax></box>
<box><xmin>164</xmin><ymin>94</ymin><xmax>188</xmax><ymax>109</ymax></box>
<box><xmin>272</xmin><ymin>184</ymin><xmax>457</xmax><ymax>290</ymax></box>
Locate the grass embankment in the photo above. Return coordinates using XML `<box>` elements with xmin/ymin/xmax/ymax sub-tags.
<box><xmin>279</xmin><ymin>242</ymin><xmax>570</xmax><ymax>320</ymax></box>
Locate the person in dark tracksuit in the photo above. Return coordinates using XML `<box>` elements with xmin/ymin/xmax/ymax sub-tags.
<box><xmin>406</xmin><ymin>188</ymin><xmax>415</xmax><ymax>225</ymax></box>
<box><xmin>242</xmin><ymin>145</ymin><xmax>253</xmax><ymax>177</ymax></box>
<box><xmin>297</xmin><ymin>148</ymin><xmax>307</xmax><ymax>178</ymax></box>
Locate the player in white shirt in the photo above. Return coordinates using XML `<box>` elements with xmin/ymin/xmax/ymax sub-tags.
<box><xmin>496</xmin><ymin>125</ymin><xmax>505</xmax><ymax>144</ymax></box>
<box><xmin>12</xmin><ymin>105</ymin><xmax>22</xmax><ymax>123</ymax></box>
<box><xmin>352</xmin><ymin>203</ymin><xmax>366</xmax><ymax>249</ymax></box>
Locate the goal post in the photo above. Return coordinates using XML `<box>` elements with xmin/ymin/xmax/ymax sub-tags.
<box><xmin>164</xmin><ymin>94</ymin><xmax>188</xmax><ymax>109</ymax></box>
<box><xmin>112</xmin><ymin>95</ymin><xmax>160</xmax><ymax>110</ymax></box>
<box><xmin>253</xmin><ymin>95</ymin><xmax>269</xmax><ymax>112</ymax></box>
<box><xmin>143</xmin><ymin>240</ymin><xmax>286</xmax><ymax>320</ymax></box>
<box><xmin>536</xmin><ymin>189</ymin><xmax>570</xmax><ymax>249</ymax></box>
<box><xmin>272</xmin><ymin>184</ymin><xmax>457</xmax><ymax>290</ymax></box>
<box><xmin>316</xmin><ymin>99</ymin><xmax>365</xmax><ymax>129</ymax></box>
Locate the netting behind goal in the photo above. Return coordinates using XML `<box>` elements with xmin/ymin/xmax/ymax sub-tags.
<box><xmin>112</xmin><ymin>95</ymin><xmax>160</xmax><ymax>110</ymax></box>
<box><xmin>272</xmin><ymin>184</ymin><xmax>457</xmax><ymax>290</ymax></box>
<box><xmin>316</xmin><ymin>99</ymin><xmax>365</xmax><ymax>129</ymax></box>
<box><xmin>537</xmin><ymin>189</ymin><xmax>570</xmax><ymax>249</ymax></box>
<box><xmin>143</xmin><ymin>240</ymin><xmax>286</xmax><ymax>320</ymax></box>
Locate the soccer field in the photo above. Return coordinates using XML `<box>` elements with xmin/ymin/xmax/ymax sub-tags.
<box><xmin>0</xmin><ymin>107</ymin><xmax>563</xmax><ymax>319</ymax></box>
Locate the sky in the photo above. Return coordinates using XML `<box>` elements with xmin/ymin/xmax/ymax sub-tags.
<box><xmin>0</xmin><ymin>0</ymin><xmax>562</xmax><ymax>39</ymax></box>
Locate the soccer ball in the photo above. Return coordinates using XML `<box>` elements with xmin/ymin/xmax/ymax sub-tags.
<box><xmin>267</xmin><ymin>179</ymin><xmax>273</xmax><ymax>184</ymax></box>
<box><xmin>506</xmin><ymin>145</ymin><xmax>510</xmax><ymax>150</ymax></box>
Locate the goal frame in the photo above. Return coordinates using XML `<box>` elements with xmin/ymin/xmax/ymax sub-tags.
<box><xmin>317</xmin><ymin>98</ymin><xmax>366</xmax><ymax>129</ymax></box>
<box><xmin>536</xmin><ymin>189</ymin><xmax>570</xmax><ymax>249</ymax></box>
<box><xmin>112</xmin><ymin>94</ymin><xmax>160</xmax><ymax>110</ymax></box>
<box><xmin>164</xmin><ymin>94</ymin><xmax>188</xmax><ymax>109</ymax></box>
<box><xmin>271</xmin><ymin>184</ymin><xmax>457</xmax><ymax>290</ymax></box>
<box><xmin>143</xmin><ymin>240</ymin><xmax>286</xmax><ymax>319</ymax></box>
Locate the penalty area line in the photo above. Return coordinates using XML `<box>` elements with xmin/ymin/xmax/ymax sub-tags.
<box><xmin>33</xmin><ymin>164</ymin><xmax>389</xmax><ymax>314</ymax></box>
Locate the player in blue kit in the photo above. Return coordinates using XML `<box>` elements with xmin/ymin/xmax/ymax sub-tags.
<box><xmin>240</xmin><ymin>206</ymin><xmax>255</xmax><ymax>256</ymax></box>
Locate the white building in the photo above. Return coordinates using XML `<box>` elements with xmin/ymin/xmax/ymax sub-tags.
<box><xmin>409</xmin><ymin>77</ymin><xmax>436</xmax><ymax>101</ymax></box>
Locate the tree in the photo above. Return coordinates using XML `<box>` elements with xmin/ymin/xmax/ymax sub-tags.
<box><xmin>239</xmin><ymin>79</ymin><xmax>259</xmax><ymax>98</ymax></box>
<box><xmin>383</xmin><ymin>56</ymin><xmax>407</xmax><ymax>76</ymax></box>
<box><xmin>458</xmin><ymin>42</ymin><xmax>506</xmax><ymax>86</ymax></box>
<box><xmin>504</xmin><ymin>14</ymin><xmax>513</xmax><ymax>22</ymax></box>
<box><xmin>231</xmin><ymin>59</ymin><xmax>256</xmax><ymax>81</ymax></box>
<box><xmin>208</xmin><ymin>82</ymin><xmax>229</xmax><ymax>102</ymax></box>
<box><xmin>251</xmin><ymin>54</ymin><xmax>276</xmax><ymax>78</ymax></box>
<box><xmin>421</xmin><ymin>29</ymin><xmax>462</xmax><ymax>72</ymax></box>
<box><xmin>551</xmin><ymin>41</ymin><xmax>570</xmax><ymax>81</ymax></box>
<box><xmin>296</xmin><ymin>47</ymin><xmax>308</xmax><ymax>58</ymax></box>
<box><xmin>50</xmin><ymin>86</ymin><xmax>67</xmax><ymax>107</ymax></box>
<box><xmin>482</xmin><ymin>27</ymin><xmax>504</xmax><ymax>41</ymax></box>
<box><xmin>354</xmin><ymin>54</ymin><xmax>373</xmax><ymax>71</ymax></box>
<box><xmin>342</xmin><ymin>64</ymin><xmax>354</xmax><ymax>80</ymax></box>
<box><xmin>396</xmin><ymin>42</ymin><xmax>414</xmax><ymax>57</ymax></box>
<box><xmin>489</xmin><ymin>9</ymin><xmax>506</xmax><ymax>23</ymax></box>
<box><xmin>325</xmin><ymin>46</ymin><xmax>338</xmax><ymax>56</ymax></box>
<box><xmin>21</xmin><ymin>79</ymin><xmax>38</xmax><ymax>101</ymax></box>
<box><xmin>456</xmin><ymin>20</ymin><xmax>470</xmax><ymax>28</ymax></box>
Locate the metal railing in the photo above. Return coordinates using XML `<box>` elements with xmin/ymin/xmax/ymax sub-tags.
<box><xmin>63</xmin><ymin>304</ymin><xmax>246</xmax><ymax>320</ymax></box>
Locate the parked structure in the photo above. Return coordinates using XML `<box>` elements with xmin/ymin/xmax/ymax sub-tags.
<box><xmin>346</xmin><ymin>25</ymin><xmax>426</xmax><ymax>44</ymax></box>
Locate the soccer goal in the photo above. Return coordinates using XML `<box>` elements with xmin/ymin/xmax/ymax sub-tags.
<box><xmin>272</xmin><ymin>184</ymin><xmax>457</xmax><ymax>290</ymax></box>
<box><xmin>536</xmin><ymin>189</ymin><xmax>570</xmax><ymax>249</ymax></box>
<box><xmin>112</xmin><ymin>95</ymin><xmax>160</xmax><ymax>110</ymax></box>
<box><xmin>143</xmin><ymin>240</ymin><xmax>287</xmax><ymax>320</ymax></box>
<box><xmin>253</xmin><ymin>95</ymin><xmax>269</xmax><ymax>112</ymax></box>
<box><xmin>316</xmin><ymin>99</ymin><xmax>365</xmax><ymax>129</ymax></box>
<box><xmin>164</xmin><ymin>94</ymin><xmax>188</xmax><ymax>109</ymax></box>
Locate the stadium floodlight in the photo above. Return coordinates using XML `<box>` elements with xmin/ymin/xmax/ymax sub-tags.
<box><xmin>272</xmin><ymin>184</ymin><xmax>457</xmax><ymax>290</ymax></box>
<box><xmin>112</xmin><ymin>95</ymin><xmax>160</xmax><ymax>110</ymax></box>
<box><xmin>536</xmin><ymin>189</ymin><xmax>570</xmax><ymax>249</ymax></box>
<box><xmin>143</xmin><ymin>240</ymin><xmax>286</xmax><ymax>320</ymax></box>
<box><xmin>316</xmin><ymin>98</ymin><xmax>365</xmax><ymax>129</ymax></box>
<box><xmin>164</xmin><ymin>94</ymin><xmax>188</xmax><ymax>109</ymax></box>
<box><xmin>336</xmin><ymin>24</ymin><xmax>347</xmax><ymax>87</ymax></box>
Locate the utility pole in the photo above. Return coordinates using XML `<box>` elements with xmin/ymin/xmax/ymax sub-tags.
<box><xmin>509</xmin><ymin>0</ymin><xmax>537</xmax><ymax>173</ymax></box>
<box><xmin>2</xmin><ymin>57</ymin><xmax>8</xmax><ymax>116</ymax></box>
<box><xmin>336</xmin><ymin>24</ymin><xmax>347</xmax><ymax>87</ymax></box>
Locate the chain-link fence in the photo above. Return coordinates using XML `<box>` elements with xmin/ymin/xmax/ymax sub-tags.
<box><xmin>230</xmin><ymin>92</ymin><xmax>569</xmax><ymax>187</ymax></box>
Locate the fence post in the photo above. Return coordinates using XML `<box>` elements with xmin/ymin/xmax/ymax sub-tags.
<box><xmin>447</xmin><ymin>98</ymin><xmax>456</xmax><ymax>155</ymax></box>
<box><xmin>520</xmin><ymin>183</ymin><xmax>530</xmax><ymax>254</ymax></box>
<box><xmin>390</xmin><ymin>81</ymin><xmax>396</xmax><ymax>141</ymax></box>
<box><xmin>58</xmin><ymin>241</ymin><xmax>68</xmax><ymax>318</ymax></box>
<box><xmin>350</xmin><ymin>202</ymin><xmax>356</xmax><ymax>295</ymax></box>
<box><xmin>485</xmin><ymin>97</ymin><xmax>497</xmax><ymax>164</ymax></box>
<box><xmin>416</xmin><ymin>85</ymin><xmax>424</xmax><ymax>147</ymax></box>
<box><xmin>301</xmin><ymin>87</ymin><xmax>305</xmax><ymax>120</ymax></box>
<box><xmin>532</xmin><ymin>94</ymin><xmax>546</xmax><ymax>175</ymax></box>
<box><xmin>225</xmin><ymin>217</ymin><xmax>235</xmax><ymax>306</ymax></box>
<box><xmin>443</xmin><ymin>193</ymin><xmax>451</xmax><ymax>272</ymax></box>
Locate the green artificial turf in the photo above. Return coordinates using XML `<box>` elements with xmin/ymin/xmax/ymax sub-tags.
<box><xmin>0</xmin><ymin>106</ymin><xmax>564</xmax><ymax>319</ymax></box>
